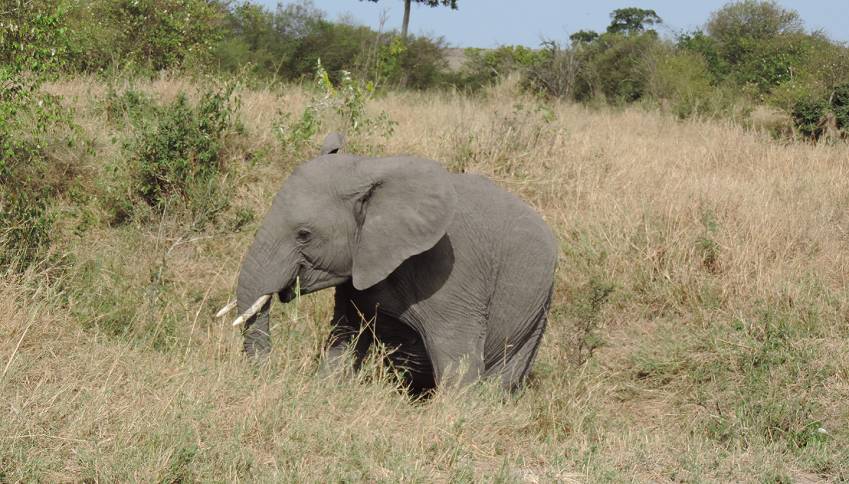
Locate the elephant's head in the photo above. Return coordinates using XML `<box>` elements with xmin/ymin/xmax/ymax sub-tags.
<box><xmin>232</xmin><ymin>133</ymin><xmax>457</xmax><ymax>356</ymax></box>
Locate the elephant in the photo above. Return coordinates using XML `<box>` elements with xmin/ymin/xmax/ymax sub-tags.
<box><xmin>225</xmin><ymin>133</ymin><xmax>557</xmax><ymax>394</ymax></box>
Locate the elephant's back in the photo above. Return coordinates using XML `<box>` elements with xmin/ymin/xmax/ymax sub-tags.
<box><xmin>449</xmin><ymin>173</ymin><xmax>557</xmax><ymax>265</ymax></box>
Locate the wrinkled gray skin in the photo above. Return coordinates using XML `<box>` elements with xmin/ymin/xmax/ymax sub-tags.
<box><xmin>236</xmin><ymin>133</ymin><xmax>557</xmax><ymax>393</ymax></box>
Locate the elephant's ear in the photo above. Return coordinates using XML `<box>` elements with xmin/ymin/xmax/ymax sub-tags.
<box><xmin>320</xmin><ymin>132</ymin><xmax>345</xmax><ymax>155</ymax></box>
<box><xmin>351</xmin><ymin>157</ymin><xmax>456</xmax><ymax>290</ymax></box>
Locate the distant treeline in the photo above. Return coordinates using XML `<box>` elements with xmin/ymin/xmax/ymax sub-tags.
<box><xmin>3</xmin><ymin>0</ymin><xmax>849</xmax><ymax>137</ymax></box>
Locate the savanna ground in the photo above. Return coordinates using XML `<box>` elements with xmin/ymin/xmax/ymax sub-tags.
<box><xmin>1</xmin><ymin>75</ymin><xmax>848</xmax><ymax>482</ymax></box>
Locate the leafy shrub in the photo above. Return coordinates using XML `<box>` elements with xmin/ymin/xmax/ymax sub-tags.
<box><xmin>573</xmin><ymin>32</ymin><xmax>661</xmax><ymax>103</ymax></box>
<box><xmin>282</xmin><ymin>18</ymin><xmax>376</xmax><ymax>83</ymax></box>
<box><xmin>391</xmin><ymin>35</ymin><xmax>450</xmax><ymax>89</ymax></box>
<box><xmin>457</xmin><ymin>45</ymin><xmax>541</xmax><ymax>91</ymax></box>
<box><xmin>64</xmin><ymin>0</ymin><xmax>224</xmax><ymax>72</ymax></box>
<box><xmin>0</xmin><ymin>1</ymin><xmax>76</xmax><ymax>270</ymax></box>
<box><xmin>831</xmin><ymin>83</ymin><xmax>849</xmax><ymax>132</ymax></box>
<box><xmin>646</xmin><ymin>48</ymin><xmax>750</xmax><ymax>120</ymax></box>
<box><xmin>276</xmin><ymin>60</ymin><xmax>395</xmax><ymax>155</ymax></box>
<box><xmin>0</xmin><ymin>192</ymin><xmax>54</xmax><ymax>270</ymax></box>
<box><xmin>706</xmin><ymin>0</ymin><xmax>803</xmax><ymax>43</ymax></box>
<box><xmin>116</xmin><ymin>82</ymin><xmax>241</xmax><ymax>226</ymax></box>
<box><xmin>791</xmin><ymin>95</ymin><xmax>828</xmax><ymax>140</ymax></box>
<box><xmin>215</xmin><ymin>1</ymin><xmax>450</xmax><ymax>89</ymax></box>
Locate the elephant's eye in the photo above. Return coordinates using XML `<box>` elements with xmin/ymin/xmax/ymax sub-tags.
<box><xmin>296</xmin><ymin>228</ymin><xmax>312</xmax><ymax>243</ymax></box>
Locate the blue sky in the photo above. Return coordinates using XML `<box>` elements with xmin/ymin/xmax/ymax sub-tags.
<box><xmin>257</xmin><ymin>0</ymin><xmax>849</xmax><ymax>47</ymax></box>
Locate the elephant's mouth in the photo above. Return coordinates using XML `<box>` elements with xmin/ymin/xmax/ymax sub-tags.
<box><xmin>277</xmin><ymin>273</ymin><xmax>350</xmax><ymax>303</ymax></box>
<box><xmin>277</xmin><ymin>278</ymin><xmax>315</xmax><ymax>303</ymax></box>
<box><xmin>278</xmin><ymin>286</ymin><xmax>298</xmax><ymax>303</ymax></box>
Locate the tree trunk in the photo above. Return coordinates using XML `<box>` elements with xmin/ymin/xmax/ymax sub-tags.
<box><xmin>401</xmin><ymin>0</ymin><xmax>411</xmax><ymax>40</ymax></box>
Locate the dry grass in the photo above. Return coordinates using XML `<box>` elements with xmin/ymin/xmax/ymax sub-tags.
<box><xmin>2</xmin><ymin>76</ymin><xmax>848</xmax><ymax>482</ymax></box>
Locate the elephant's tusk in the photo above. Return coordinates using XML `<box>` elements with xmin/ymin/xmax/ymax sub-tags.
<box><xmin>231</xmin><ymin>294</ymin><xmax>272</xmax><ymax>326</ymax></box>
<box><xmin>215</xmin><ymin>300</ymin><xmax>238</xmax><ymax>318</ymax></box>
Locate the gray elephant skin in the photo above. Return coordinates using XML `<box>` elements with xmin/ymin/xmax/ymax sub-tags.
<box><xmin>234</xmin><ymin>134</ymin><xmax>557</xmax><ymax>393</ymax></box>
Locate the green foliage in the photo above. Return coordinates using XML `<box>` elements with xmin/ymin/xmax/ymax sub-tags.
<box><xmin>0</xmin><ymin>192</ymin><xmax>54</xmax><ymax>270</ymax></box>
<box><xmin>678</xmin><ymin>2</ymin><xmax>833</xmax><ymax>101</ymax></box>
<box><xmin>791</xmin><ymin>95</ymin><xmax>829</xmax><ymax>140</ymax></box>
<box><xmin>1</xmin><ymin>1</ymin><xmax>70</xmax><ymax>168</ymax></box>
<box><xmin>214</xmin><ymin>1</ymin><xmax>449</xmax><ymax>89</ymax></box>
<box><xmin>458</xmin><ymin>45</ymin><xmax>542</xmax><ymax>91</ymax></box>
<box><xmin>649</xmin><ymin>49</ymin><xmax>712</xmax><ymax>118</ymax></box>
<box><xmin>706</xmin><ymin>0</ymin><xmax>803</xmax><ymax>42</ymax></box>
<box><xmin>214</xmin><ymin>1</ymin><xmax>320</xmax><ymax>77</ymax></box>
<box><xmin>118</xmin><ymin>82</ymin><xmax>241</xmax><ymax>226</ymax></box>
<box><xmin>573</xmin><ymin>31</ymin><xmax>661</xmax><ymax>103</ymax></box>
<box><xmin>569</xmin><ymin>30</ymin><xmax>599</xmax><ymax>45</ymax></box>
<box><xmin>606</xmin><ymin>8</ymin><xmax>662</xmax><ymax>35</ymax></box>
<box><xmin>831</xmin><ymin>83</ymin><xmax>849</xmax><ymax>131</ymax></box>
<box><xmin>526</xmin><ymin>8</ymin><xmax>664</xmax><ymax>103</ymax></box>
<box><xmin>677</xmin><ymin>31</ymin><xmax>730</xmax><ymax>84</ymax></box>
<box><xmin>696</xmin><ymin>207</ymin><xmax>721</xmax><ymax>273</ymax></box>
<box><xmin>390</xmin><ymin>35</ymin><xmax>449</xmax><ymax>89</ymax></box>
<box><xmin>523</xmin><ymin>41</ymin><xmax>578</xmax><ymax>99</ymax></box>
<box><xmin>701</xmin><ymin>305</ymin><xmax>829</xmax><ymax>450</ymax></box>
<box><xmin>647</xmin><ymin>48</ymin><xmax>748</xmax><ymax>119</ymax></box>
<box><xmin>215</xmin><ymin>1</ymin><xmax>372</xmax><ymax>82</ymax></box>
<box><xmin>63</xmin><ymin>0</ymin><xmax>223</xmax><ymax>72</ymax></box>
<box><xmin>0</xmin><ymin>1</ymin><xmax>76</xmax><ymax>270</ymax></box>
<box><xmin>276</xmin><ymin>60</ymin><xmax>395</xmax><ymax>155</ymax></box>
<box><xmin>286</xmin><ymin>19</ymin><xmax>375</xmax><ymax>82</ymax></box>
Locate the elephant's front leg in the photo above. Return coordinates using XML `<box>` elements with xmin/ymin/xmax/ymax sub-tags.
<box><xmin>321</xmin><ymin>317</ymin><xmax>372</xmax><ymax>375</ymax></box>
<box><xmin>319</xmin><ymin>289</ymin><xmax>372</xmax><ymax>376</ymax></box>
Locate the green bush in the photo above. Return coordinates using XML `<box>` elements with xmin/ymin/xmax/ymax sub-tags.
<box><xmin>831</xmin><ymin>83</ymin><xmax>849</xmax><ymax>132</ymax></box>
<box><xmin>117</xmin><ymin>82</ymin><xmax>241</xmax><ymax>226</ymax></box>
<box><xmin>457</xmin><ymin>45</ymin><xmax>541</xmax><ymax>91</ymax></box>
<box><xmin>648</xmin><ymin>49</ymin><xmax>714</xmax><ymax>118</ymax></box>
<box><xmin>791</xmin><ymin>95</ymin><xmax>828</xmax><ymax>140</ymax></box>
<box><xmin>0</xmin><ymin>191</ymin><xmax>54</xmax><ymax>270</ymax></box>
<box><xmin>573</xmin><ymin>32</ymin><xmax>661</xmax><ymax>103</ymax></box>
<box><xmin>63</xmin><ymin>0</ymin><xmax>223</xmax><ymax>72</ymax></box>
<box><xmin>392</xmin><ymin>35</ymin><xmax>450</xmax><ymax>89</ymax></box>
<box><xmin>214</xmin><ymin>1</ymin><xmax>450</xmax><ymax>89</ymax></box>
<box><xmin>0</xmin><ymin>1</ymin><xmax>76</xmax><ymax>270</ymax></box>
<box><xmin>276</xmin><ymin>60</ymin><xmax>395</xmax><ymax>155</ymax></box>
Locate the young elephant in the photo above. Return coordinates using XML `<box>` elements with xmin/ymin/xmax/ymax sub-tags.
<box><xmin>225</xmin><ymin>134</ymin><xmax>557</xmax><ymax>392</ymax></box>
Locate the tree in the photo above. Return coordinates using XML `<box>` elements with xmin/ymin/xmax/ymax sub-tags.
<box><xmin>696</xmin><ymin>1</ymin><xmax>809</xmax><ymax>93</ymax></box>
<box><xmin>569</xmin><ymin>30</ymin><xmax>599</xmax><ymax>45</ymax></box>
<box><xmin>706</xmin><ymin>0</ymin><xmax>802</xmax><ymax>42</ymax></box>
<box><xmin>361</xmin><ymin>0</ymin><xmax>458</xmax><ymax>39</ymax></box>
<box><xmin>606</xmin><ymin>7</ymin><xmax>662</xmax><ymax>35</ymax></box>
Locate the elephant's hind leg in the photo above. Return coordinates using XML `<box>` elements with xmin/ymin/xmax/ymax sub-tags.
<box><xmin>493</xmin><ymin>286</ymin><xmax>552</xmax><ymax>391</ymax></box>
<box><xmin>498</xmin><ymin>315</ymin><xmax>546</xmax><ymax>391</ymax></box>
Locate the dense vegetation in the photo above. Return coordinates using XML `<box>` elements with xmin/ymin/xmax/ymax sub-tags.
<box><xmin>2</xmin><ymin>0</ymin><xmax>849</xmax><ymax>480</ymax></box>
<box><xmin>5</xmin><ymin>1</ymin><xmax>849</xmax><ymax>137</ymax></box>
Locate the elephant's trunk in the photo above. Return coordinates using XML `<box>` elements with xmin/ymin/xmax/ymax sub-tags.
<box><xmin>235</xmin><ymin>240</ymin><xmax>298</xmax><ymax>357</ymax></box>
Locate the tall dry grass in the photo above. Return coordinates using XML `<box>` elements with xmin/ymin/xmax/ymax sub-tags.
<box><xmin>1</xmin><ymin>76</ymin><xmax>847</xmax><ymax>481</ymax></box>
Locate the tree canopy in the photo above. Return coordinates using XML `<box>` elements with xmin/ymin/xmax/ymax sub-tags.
<box><xmin>706</xmin><ymin>0</ymin><xmax>803</xmax><ymax>41</ymax></box>
<box><xmin>607</xmin><ymin>8</ymin><xmax>662</xmax><ymax>35</ymax></box>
